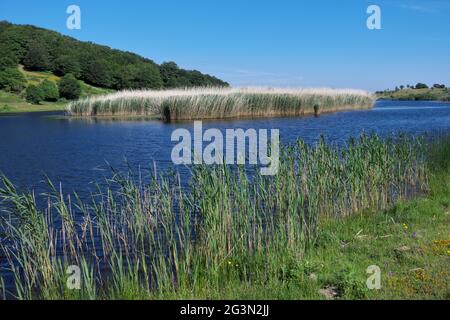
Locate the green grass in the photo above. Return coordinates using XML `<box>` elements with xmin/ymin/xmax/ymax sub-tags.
<box><xmin>174</xmin><ymin>196</ymin><xmax>450</xmax><ymax>300</ymax></box>
<box><xmin>0</xmin><ymin>90</ymin><xmax>66</xmax><ymax>113</ymax></box>
<box><xmin>377</xmin><ymin>88</ymin><xmax>450</xmax><ymax>101</ymax></box>
<box><xmin>0</xmin><ymin>134</ymin><xmax>448</xmax><ymax>300</ymax></box>
<box><xmin>78</xmin><ymin>82</ymin><xmax>113</xmax><ymax>98</ymax></box>
<box><xmin>0</xmin><ymin>66</ymin><xmax>113</xmax><ymax>114</ymax></box>
<box><xmin>19</xmin><ymin>65</ymin><xmax>61</xmax><ymax>86</ymax></box>
<box><xmin>20</xmin><ymin>65</ymin><xmax>112</xmax><ymax>98</ymax></box>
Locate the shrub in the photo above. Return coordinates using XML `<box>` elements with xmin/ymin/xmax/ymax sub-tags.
<box><xmin>38</xmin><ymin>79</ymin><xmax>59</xmax><ymax>101</ymax></box>
<box><xmin>25</xmin><ymin>84</ymin><xmax>44</xmax><ymax>104</ymax></box>
<box><xmin>0</xmin><ymin>67</ymin><xmax>26</xmax><ymax>93</ymax></box>
<box><xmin>58</xmin><ymin>73</ymin><xmax>81</xmax><ymax>100</ymax></box>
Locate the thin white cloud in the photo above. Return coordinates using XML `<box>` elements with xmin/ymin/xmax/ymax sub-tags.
<box><xmin>385</xmin><ymin>0</ymin><xmax>450</xmax><ymax>14</ymax></box>
<box><xmin>398</xmin><ymin>4</ymin><xmax>437</xmax><ymax>13</ymax></box>
<box><xmin>218</xmin><ymin>69</ymin><xmax>305</xmax><ymax>87</ymax></box>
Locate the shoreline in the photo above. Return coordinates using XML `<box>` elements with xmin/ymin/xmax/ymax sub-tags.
<box><xmin>1</xmin><ymin>134</ymin><xmax>448</xmax><ymax>300</ymax></box>
<box><xmin>376</xmin><ymin>98</ymin><xmax>450</xmax><ymax>102</ymax></box>
<box><xmin>2</xmin><ymin>98</ymin><xmax>448</xmax><ymax>117</ymax></box>
<box><xmin>0</xmin><ymin>102</ymin><xmax>66</xmax><ymax>115</ymax></box>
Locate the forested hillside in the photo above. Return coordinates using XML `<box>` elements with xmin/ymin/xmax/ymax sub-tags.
<box><xmin>0</xmin><ymin>21</ymin><xmax>228</xmax><ymax>93</ymax></box>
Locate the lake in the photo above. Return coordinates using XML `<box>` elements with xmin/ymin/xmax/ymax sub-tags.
<box><xmin>1</xmin><ymin>99</ymin><xmax>450</xmax><ymax>199</ymax></box>
<box><xmin>1</xmin><ymin>99</ymin><xmax>450</xmax><ymax>296</ymax></box>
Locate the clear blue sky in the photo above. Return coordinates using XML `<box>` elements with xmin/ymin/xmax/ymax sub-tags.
<box><xmin>1</xmin><ymin>0</ymin><xmax>449</xmax><ymax>91</ymax></box>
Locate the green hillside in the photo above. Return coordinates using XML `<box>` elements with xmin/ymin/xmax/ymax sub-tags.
<box><xmin>19</xmin><ymin>65</ymin><xmax>112</xmax><ymax>97</ymax></box>
<box><xmin>0</xmin><ymin>20</ymin><xmax>229</xmax><ymax>113</ymax></box>
<box><xmin>0</xmin><ymin>66</ymin><xmax>112</xmax><ymax>113</ymax></box>
<box><xmin>0</xmin><ymin>21</ymin><xmax>228</xmax><ymax>90</ymax></box>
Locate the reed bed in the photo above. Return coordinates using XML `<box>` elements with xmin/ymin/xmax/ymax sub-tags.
<box><xmin>0</xmin><ymin>134</ymin><xmax>429</xmax><ymax>299</ymax></box>
<box><xmin>67</xmin><ymin>87</ymin><xmax>374</xmax><ymax>120</ymax></box>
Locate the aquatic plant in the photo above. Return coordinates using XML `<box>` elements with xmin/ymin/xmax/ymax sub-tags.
<box><xmin>0</xmin><ymin>134</ymin><xmax>431</xmax><ymax>299</ymax></box>
<box><xmin>67</xmin><ymin>87</ymin><xmax>374</xmax><ymax>120</ymax></box>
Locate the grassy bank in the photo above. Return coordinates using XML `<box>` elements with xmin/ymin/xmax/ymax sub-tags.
<box><xmin>0</xmin><ymin>90</ymin><xmax>66</xmax><ymax>113</ymax></box>
<box><xmin>18</xmin><ymin>65</ymin><xmax>113</xmax><ymax>99</ymax></box>
<box><xmin>2</xmin><ymin>133</ymin><xmax>448</xmax><ymax>300</ymax></box>
<box><xmin>0</xmin><ymin>66</ymin><xmax>112</xmax><ymax>114</ymax></box>
<box><xmin>376</xmin><ymin>88</ymin><xmax>450</xmax><ymax>102</ymax></box>
<box><xmin>67</xmin><ymin>88</ymin><xmax>374</xmax><ymax>120</ymax></box>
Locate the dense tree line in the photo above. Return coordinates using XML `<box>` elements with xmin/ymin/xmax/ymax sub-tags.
<box><xmin>0</xmin><ymin>21</ymin><xmax>229</xmax><ymax>93</ymax></box>
<box><xmin>376</xmin><ymin>82</ymin><xmax>448</xmax><ymax>94</ymax></box>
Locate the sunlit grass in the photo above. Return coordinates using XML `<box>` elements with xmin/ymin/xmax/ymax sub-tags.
<box><xmin>0</xmin><ymin>90</ymin><xmax>66</xmax><ymax>113</ymax></box>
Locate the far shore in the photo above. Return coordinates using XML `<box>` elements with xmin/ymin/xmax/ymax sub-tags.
<box><xmin>0</xmin><ymin>89</ymin><xmax>449</xmax><ymax>116</ymax></box>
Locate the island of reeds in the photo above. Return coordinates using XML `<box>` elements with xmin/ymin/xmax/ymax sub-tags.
<box><xmin>66</xmin><ymin>87</ymin><xmax>375</xmax><ymax>120</ymax></box>
<box><xmin>1</xmin><ymin>133</ymin><xmax>449</xmax><ymax>300</ymax></box>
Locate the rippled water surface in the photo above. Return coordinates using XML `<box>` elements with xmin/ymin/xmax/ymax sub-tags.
<box><xmin>0</xmin><ymin>100</ymin><xmax>449</xmax><ymax>197</ymax></box>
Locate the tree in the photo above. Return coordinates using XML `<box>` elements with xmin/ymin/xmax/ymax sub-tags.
<box><xmin>23</xmin><ymin>41</ymin><xmax>50</xmax><ymax>71</ymax></box>
<box><xmin>58</xmin><ymin>73</ymin><xmax>81</xmax><ymax>100</ymax></box>
<box><xmin>52</xmin><ymin>55</ymin><xmax>81</xmax><ymax>77</ymax></box>
<box><xmin>0</xmin><ymin>25</ymin><xmax>28</xmax><ymax>63</ymax></box>
<box><xmin>415</xmin><ymin>83</ymin><xmax>428</xmax><ymax>89</ymax></box>
<box><xmin>0</xmin><ymin>56</ymin><xmax>17</xmax><ymax>69</ymax></box>
<box><xmin>38</xmin><ymin>79</ymin><xmax>59</xmax><ymax>101</ymax></box>
<box><xmin>160</xmin><ymin>62</ymin><xmax>181</xmax><ymax>87</ymax></box>
<box><xmin>0</xmin><ymin>22</ymin><xmax>229</xmax><ymax>90</ymax></box>
<box><xmin>111</xmin><ymin>65</ymin><xmax>133</xmax><ymax>90</ymax></box>
<box><xmin>80</xmin><ymin>58</ymin><xmax>113</xmax><ymax>88</ymax></box>
<box><xmin>0</xmin><ymin>67</ymin><xmax>26</xmax><ymax>93</ymax></box>
<box><xmin>25</xmin><ymin>84</ymin><xmax>44</xmax><ymax>104</ymax></box>
<box><xmin>128</xmin><ymin>64</ymin><xmax>163</xmax><ymax>89</ymax></box>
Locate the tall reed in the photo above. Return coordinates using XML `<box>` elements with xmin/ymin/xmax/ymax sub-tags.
<box><xmin>0</xmin><ymin>134</ymin><xmax>429</xmax><ymax>299</ymax></box>
<box><xmin>67</xmin><ymin>87</ymin><xmax>374</xmax><ymax>120</ymax></box>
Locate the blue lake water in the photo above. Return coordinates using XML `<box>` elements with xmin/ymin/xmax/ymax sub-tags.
<box><xmin>1</xmin><ymin>99</ymin><xmax>450</xmax><ymax>294</ymax></box>
<box><xmin>0</xmin><ymin>100</ymin><xmax>450</xmax><ymax>199</ymax></box>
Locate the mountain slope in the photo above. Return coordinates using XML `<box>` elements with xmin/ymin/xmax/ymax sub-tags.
<box><xmin>0</xmin><ymin>21</ymin><xmax>229</xmax><ymax>91</ymax></box>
